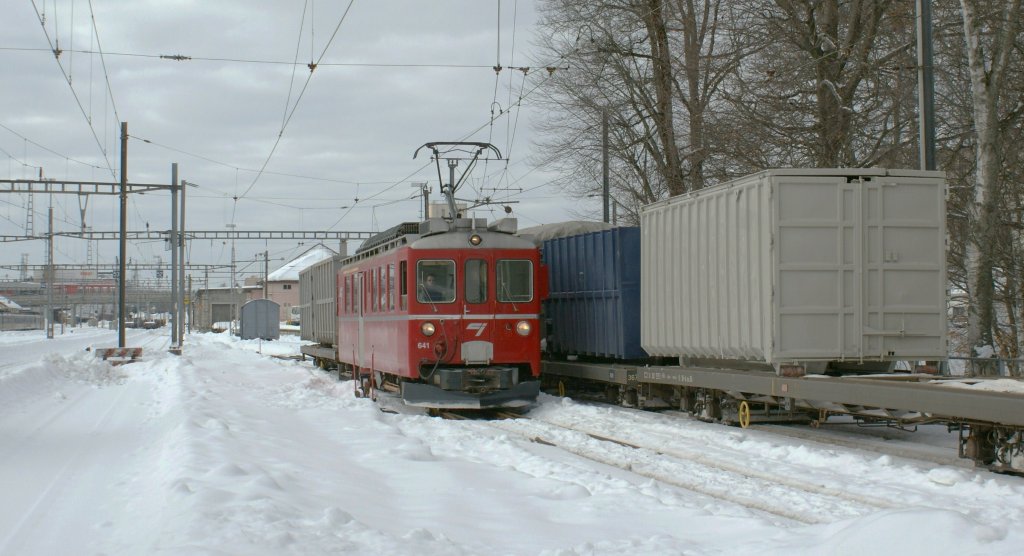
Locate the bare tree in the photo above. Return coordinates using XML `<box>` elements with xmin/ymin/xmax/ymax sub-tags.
<box><xmin>533</xmin><ymin>0</ymin><xmax>743</xmax><ymax>213</ymax></box>
<box><xmin>722</xmin><ymin>0</ymin><xmax>915</xmax><ymax>168</ymax></box>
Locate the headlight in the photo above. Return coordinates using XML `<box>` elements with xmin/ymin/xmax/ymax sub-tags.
<box><xmin>421</xmin><ymin>322</ymin><xmax>436</xmax><ymax>336</ymax></box>
<box><xmin>469</xmin><ymin>233</ymin><xmax>482</xmax><ymax>246</ymax></box>
<box><xmin>516</xmin><ymin>320</ymin><xmax>531</xmax><ymax>336</ymax></box>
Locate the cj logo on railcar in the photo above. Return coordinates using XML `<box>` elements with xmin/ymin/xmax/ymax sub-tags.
<box><xmin>466</xmin><ymin>323</ymin><xmax>488</xmax><ymax>337</ymax></box>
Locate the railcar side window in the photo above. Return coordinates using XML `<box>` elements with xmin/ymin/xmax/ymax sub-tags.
<box><xmin>371</xmin><ymin>269</ymin><xmax>378</xmax><ymax>312</ymax></box>
<box><xmin>399</xmin><ymin>261</ymin><xmax>407</xmax><ymax>310</ymax></box>
<box><xmin>416</xmin><ymin>260</ymin><xmax>455</xmax><ymax>303</ymax></box>
<box><xmin>497</xmin><ymin>260</ymin><xmax>533</xmax><ymax>303</ymax></box>
<box><xmin>344</xmin><ymin>275</ymin><xmax>351</xmax><ymax>314</ymax></box>
<box><xmin>378</xmin><ymin>267</ymin><xmax>387</xmax><ymax>312</ymax></box>
<box><xmin>465</xmin><ymin>259</ymin><xmax>487</xmax><ymax>304</ymax></box>
<box><xmin>354</xmin><ymin>275</ymin><xmax>362</xmax><ymax>315</ymax></box>
<box><xmin>388</xmin><ymin>264</ymin><xmax>396</xmax><ymax>311</ymax></box>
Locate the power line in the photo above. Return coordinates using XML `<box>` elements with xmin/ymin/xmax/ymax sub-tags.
<box><xmin>235</xmin><ymin>0</ymin><xmax>356</xmax><ymax>204</ymax></box>
<box><xmin>86</xmin><ymin>0</ymin><xmax>121</xmax><ymax>126</ymax></box>
<box><xmin>0</xmin><ymin>121</ymin><xmax>108</xmax><ymax>171</ymax></box>
<box><xmin>129</xmin><ymin>134</ymin><xmax>394</xmax><ymax>186</ymax></box>
<box><xmin>1</xmin><ymin>46</ymin><xmax>501</xmax><ymax>69</ymax></box>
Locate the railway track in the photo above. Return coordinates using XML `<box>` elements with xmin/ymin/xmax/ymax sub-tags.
<box><xmin>744</xmin><ymin>421</ymin><xmax>972</xmax><ymax>470</ymax></box>
<box><xmin>483</xmin><ymin>414</ymin><xmax>892</xmax><ymax>525</ymax></box>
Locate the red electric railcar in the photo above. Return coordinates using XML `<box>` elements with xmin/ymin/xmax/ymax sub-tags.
<box><xmin>335</xmin><ymin>217</ymin><xmax>545</xmax><ymax>408</ymax></box>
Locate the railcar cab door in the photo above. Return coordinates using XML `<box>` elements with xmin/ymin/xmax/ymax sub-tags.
<box><xmin>461</xmin><ymin>257</ymin><xmax>495</xmax><ymax>362</ymax></box>
<box><xmin>463</xmin><ymin>255</ymin><xmax>535</xmax><ymax>364</ymax></box>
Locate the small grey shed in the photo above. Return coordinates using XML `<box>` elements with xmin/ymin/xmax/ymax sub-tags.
<box><xmin>239</xmin><ymin>299</ymin><xmax>281</xmax><ymax>340</ymax></box>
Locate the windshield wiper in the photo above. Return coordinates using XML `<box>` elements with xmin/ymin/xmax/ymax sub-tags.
<box><xmin>500</xmin><ymin>281</ymin><xmax>519</xmax><ymax>312</ymax></box>
<box><xmin>418</xmin><ymin>283</ymin><xmax>439</xmax><ymax>312</ymax></box>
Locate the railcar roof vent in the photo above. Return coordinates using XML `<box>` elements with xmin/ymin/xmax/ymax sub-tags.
<box><xmin>450</xmin><ymin>218</ymin><xmax>487</xmax><ymax>231</ymax></box>
<box><xmin>357</xmin><ymin>222</ymin><xmax>420</xmax><ymax>254</ymax></box>
<box><xmin>419</xmin><ymin>218</ymin><xmax>450</xmax><ymax>236</ymax></box>
<box><xmin>487</xmin><ymin>218</ymin><xmax>517</xmax><ymax>234</ymax></box>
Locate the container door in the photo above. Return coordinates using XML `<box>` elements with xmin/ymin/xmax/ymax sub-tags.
<box><xmin>774</xmin><ymin>175</ymin><xmax>858</xmax><ymax>360</ymax></box>
<box><xmin>461</xmin><ymin>256</ymin><xmax>494</xmax><ymax>364</ymax></box>
<box><xmin>860</xmin><ymin>175</ymin><xmax>947</xmax><ymax>359</ymax></box>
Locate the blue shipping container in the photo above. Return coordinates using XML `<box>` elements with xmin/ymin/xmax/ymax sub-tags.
<box><xmin>542</xmin><ymin>227</ymin><xmax>646</xmax><ymax>359</ymax></box>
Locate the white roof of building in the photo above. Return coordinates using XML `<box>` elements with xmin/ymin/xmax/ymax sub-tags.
<box><xmin>267</xmin><ymin>245</ymin><xmax>336</xmax><ymax>282</ymax></box>
<box><xmin>0</xmin><ymin>295</ymin><xmax>23</xmax><ymax>311</ymax></box>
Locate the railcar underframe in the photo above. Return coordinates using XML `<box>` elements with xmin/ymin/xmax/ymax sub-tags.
<box><xmin>543</xmin><ymin>361</ymin><xmax>1024</xmax><ymax>474</ymax></box>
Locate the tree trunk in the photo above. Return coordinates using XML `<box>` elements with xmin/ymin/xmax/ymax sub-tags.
<box><xmin>960</xmin><ymin>0</ymin><xmax>1022</xmax><ymax>372</ymax></box>
<box><xmin>641</xmin><ymin>0</ymin><xmax>688</xmax><ymax>196</ymax></box>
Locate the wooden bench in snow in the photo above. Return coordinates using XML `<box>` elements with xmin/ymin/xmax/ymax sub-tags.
<box><xmin>92</xmin><ymin>347</ymin><xmax>143</xmax><ymax>365</ymax></box>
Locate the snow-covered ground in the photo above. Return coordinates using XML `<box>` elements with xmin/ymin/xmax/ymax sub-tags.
<box><xmin>2</xmin><ymin>327</ymin><xmax>1023</xmax><ymax>555</ymax></box>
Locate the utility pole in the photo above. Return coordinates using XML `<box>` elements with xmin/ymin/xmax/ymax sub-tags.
<box><xmin>186</xmin><ymin>275</ymin><xmax>192</xmax><ymax>334</ymax></box>
<box><xmin>602</xmin><ymin>108</ymin><xmax>610</xmax><ymax>224</ymax></box>
<box><xmin>916</xmin><ymin>0</ymin><xmax>936</xmax><ymax>171</ymax></box>
<box><xmin>118</xmin><ymin>122</ymin><xmax>128</xmax><ymax>348</ymax></box>
<box><xmin>413</xmin><ymin>181</ymin><xmax>430</xmax><ymax>219</ymax></box>
<box><xmin>226</xmin><ymin>223</ymin><xmax>237</xmax><ymax>334</ymax></box>
<box><xmin>170</xmin><ymin>163</ymin><xmax>179</xmax><ymax>347</ymax></box>
<box><xmin>203</xmin><ymin>266</ymin><xmax>209</xmax><ymax>331</ymax></box>
<box><xmin>178</xmin><ymin>175</ymin><xmax>186</xmax><ymax>345</ymax></box>
<box><xmin>263</xmin><ymin>250</ymin><xmax>269</xmax><ymax>299</ymax></box>
<box><xmin>46</xmin><ymin>206</ymin><xmax>54</xmax><ymax>339</ymax></box>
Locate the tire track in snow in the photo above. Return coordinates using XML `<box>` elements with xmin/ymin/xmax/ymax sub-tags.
<box><xmin>0</xmin><ymin>383</ymin><xmax>133</xmax><ymax>554</ymax></box>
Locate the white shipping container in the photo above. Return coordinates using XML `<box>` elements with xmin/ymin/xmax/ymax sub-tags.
<box><xmin>641</xmin><ymin>169</ymin><xmax>947</xmax><ymax>371</ymax></box>
<box><xmin>299</xmin><ymin>255</ymin><xmax>343</xmax><ymax>345</ymax></box>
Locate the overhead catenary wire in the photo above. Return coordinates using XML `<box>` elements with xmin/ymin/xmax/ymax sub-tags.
<box><xmin>282</xmin><ymin>1</ymin><xmax>310</xmax><ymax>134</ymax></box>
<box><xmin>0</xmin><ymin>46</ymin><xmax>508</xmax><ymax>69</ymax></box>
<box><xmin>129</xmin><ymin>134</ymin><xmax>393</xmax><ymax>186</ymax></box>
<box><xmin>235</xmin><ymin>0</ymin><xmax>356</xmax><ymax>205</ymax></box>
<box><xmin>330</xmin><ymin>50</ymin><xmax>569</xmax><ymax>224</ymax></box>
<box><xmin>28</xmin><ymin>0</ymin><xmax>116</xmax><ymax>179</ymax></box>
<box><xmin>86</xmin><ymin>0</ymin><xmax>121</xmax><ymax>125</ymax></box>
<box><xmin>6</xmin><ymin>4</ymin><xmax>577</xmax><ymax>254</ymax></box>
<box><xmin>0</xmin><ymin>122</ymin><xmax>108</xmax><ymax>171</ymax></box>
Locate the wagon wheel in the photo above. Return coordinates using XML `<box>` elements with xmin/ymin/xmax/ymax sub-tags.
<box><xmin>738</xmin><ymin>401</ymin><xmax>751</xmax><ymax>429</ymax></box>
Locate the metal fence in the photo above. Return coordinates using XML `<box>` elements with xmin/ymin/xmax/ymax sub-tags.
<box><xmin>945</xmin><ymin>357</ymin><xmax>1024</xmax><ymax>378</ymax></box>
<box><xmin>0</xmin><ymin>313</ymin><xmax>44</xmax><ymax>331</ymax></box>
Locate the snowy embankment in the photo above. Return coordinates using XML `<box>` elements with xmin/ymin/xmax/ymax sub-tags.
<box><xmin>1</xmin><ymin>328</ymin><xmax>1022</xmax><ymax>555</ymax></box>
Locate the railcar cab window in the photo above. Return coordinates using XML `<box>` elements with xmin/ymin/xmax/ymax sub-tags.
<box><xmin>416</xmin><ymin>260</ymin><xmax>455</xmax><ymax>303</ymax></box>
<box><xmin>497</xmin><ymin>260</ymin><xmax>533</xmax><ymax>302</ymax></box>
<box><xmin>465</xmin><ymin>259</ymin><xmax>487</xmax><ymax>304</ymax></box>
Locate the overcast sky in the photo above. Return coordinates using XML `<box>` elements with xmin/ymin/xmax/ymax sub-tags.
<box><xmin>0</xmin><ymin>0</ymin><xmax>583</xmax><ymax>283</ymax></box>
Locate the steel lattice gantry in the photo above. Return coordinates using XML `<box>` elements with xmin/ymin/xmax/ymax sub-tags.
<box><xmin>2</xmin><ymin>230</ymin><xmax>374</xmax><ymax>243</ymax></box>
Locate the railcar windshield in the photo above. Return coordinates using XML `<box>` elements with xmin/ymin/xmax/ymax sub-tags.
<box><xmin>497</xmin><ymin>260</ymin><xmax>533</xmax><ymax>303</ymax></box>
<box><xmin>416</xmin><ymin>260</ymin><xmax>456</xmax><ymax>303</ymax></box>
